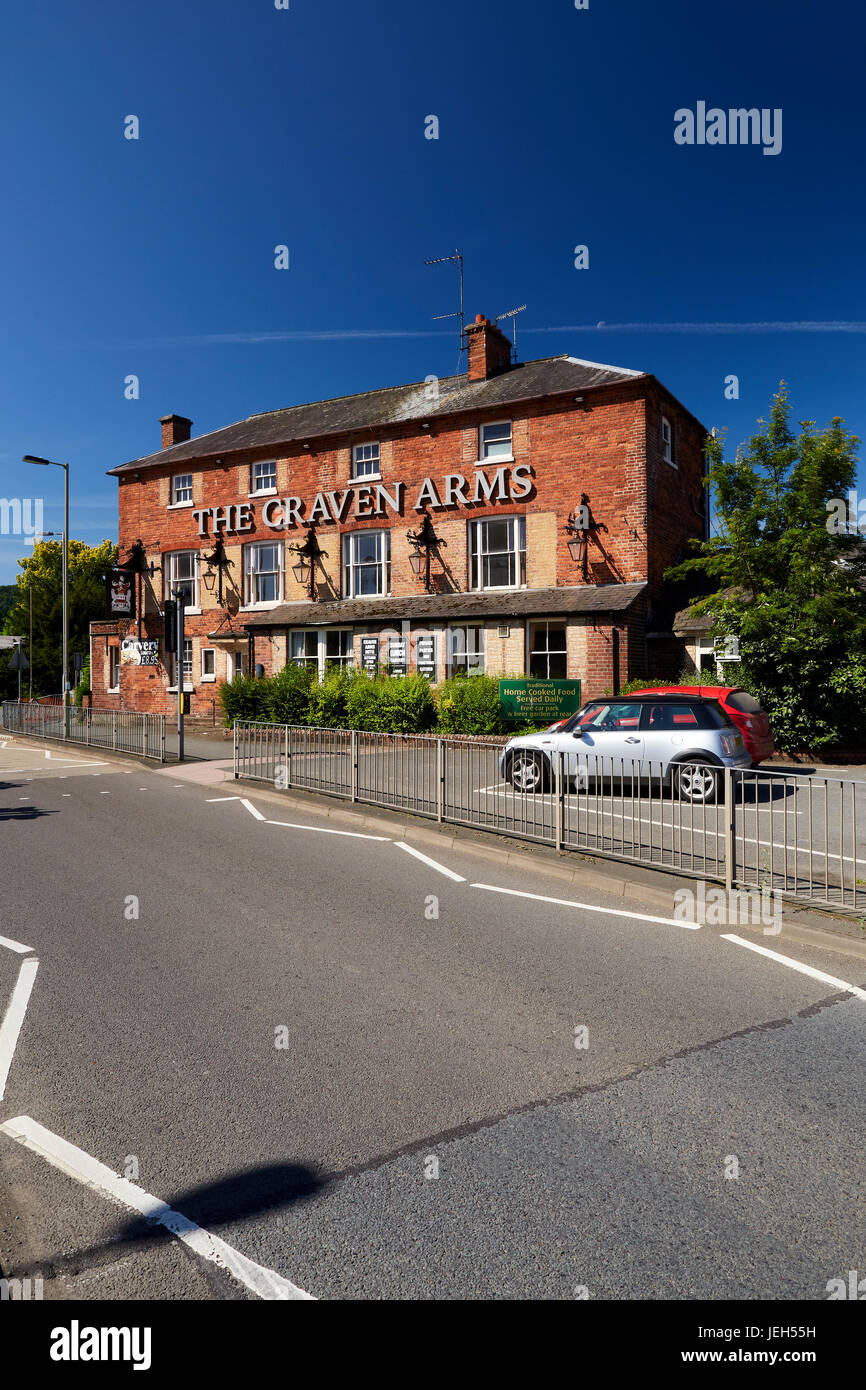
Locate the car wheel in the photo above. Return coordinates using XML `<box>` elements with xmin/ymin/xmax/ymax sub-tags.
<box><xmin>674</xmin><ymin>761</ymin><xmax>719</xmax><ymax>805</ymax></box>
<box><xmin>506</xmin><ymin>750</ymin><xmax>549</xmax><ymax>794</ymax></box>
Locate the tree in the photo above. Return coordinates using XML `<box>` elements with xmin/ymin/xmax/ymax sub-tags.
<box><xmin>0</xmin><ymin>539</ymin><xmax>117</xmax><ymax>699</ymax></box>
<box><xmin>667</xmin><ymin>385</ymin><xmax>866</xmax><ymax>750</ymax></box>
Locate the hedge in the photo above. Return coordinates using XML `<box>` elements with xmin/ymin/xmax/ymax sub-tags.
<box><xmin>436</xmin><ymin>674</ymin><xmax>506</xmax><ymax>735</ymax></box>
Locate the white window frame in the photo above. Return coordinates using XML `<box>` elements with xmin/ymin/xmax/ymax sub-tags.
<box><xmin>228</xmin><ymin>650</ymin><xmax>245</xmax><ymax>681</ymax></box>
<box><xmin>447</xmin><ymin>625</ymin><xmax>485</xmax><ymax>677</ymax></box>
<box><xmin>469</xmin><ymin>516</ymin><xmax>526</xmax><ymax>591</ymax></box>
<box><xmin>167</xmin><ymin>638</ymin><xmax>194</xmax><ymax>693</ymax></box>
<box><xmin>290</xmin><ymin>627</ymin><xmax>354</xmax><ymax>681</ymax></box>
<box><xmin>164</xmin><ymin>550</ymin><xmax>199</xmax><ymax>612</ymax></box>
<box><xmin>479</xmin><ymin>420</ymin><xmax>513</xmax><ymax>462</ymax></box>
<box><xmin>527</xmin><ymin>621</ymin><xmax>568</xmax><ymax>680</ymax></box>
<box><xmin>201</xmin><ymin>647</ymin><xmax>216</xmax><ymax>682</ymax></box>
<box><xmin>243</xmin><ymin>540</ymin><xmax>284</xmax><ymax>607</ymax></box>
<box><xmin>351</xmin><ymin>442</ymin><xmax>381</xmax><ymax>480</ymax></box>
<box><xmin>108</xmin><ymin>645</ymin><xmax>121</xmax><ymax>692</ymax></box>
<box><xmin>342</xmin><ymin>529</ymin><xmax>391</xmax><ymax>598</ymax></box>
<box><xmin>661</xmin><ymin>415</ymin><xmax>676</xmax><ymax>466</ymax></box>
<box><xmin>169</xmin><ymin>473</ymin><xmax>194</xmax><ymax>507</ymax></box>
<box><xmin>250</xmin><ymin>459</ymin><xmax>277</xmax><ymax>495</ymax></box>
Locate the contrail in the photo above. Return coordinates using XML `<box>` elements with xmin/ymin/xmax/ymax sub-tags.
<box><xmin>526</xmin><ymin>321</ymin><xmax>866</xmax><ymax>335</ymax></box>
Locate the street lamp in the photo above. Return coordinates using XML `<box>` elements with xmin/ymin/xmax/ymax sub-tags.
<box><xmin>23</xmin><ymin>454</ymin><xmax>69</xmax><ymax>704</ymax></box>
<box><xmin>288</xmin><ymin>526</ymin><xmax>324</xmax><ymax>601</ymax></box>
<box><xmin>406</xmin><ymin>509</ymin><xmax>446</xmax><ymax>593</ymax></box>
<box><xmin>563</xmin><ymin>493</ymin><xmax>595</xmax><ymax>581</ymax></box>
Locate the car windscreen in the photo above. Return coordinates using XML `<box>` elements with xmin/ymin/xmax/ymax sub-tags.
<box><xmin>725</xmin><ymin>691</ymin><xmax>763</xmax><ymax>714</ymax></box>
<box><xmin>563</xmin><ymin>702</ymin><xmax>642</xmax><ymax>732</ymax></box>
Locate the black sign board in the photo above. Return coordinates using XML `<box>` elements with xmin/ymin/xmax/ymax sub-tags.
<box><xmin>387</xmin><ymin>637</ymin><xmax>407</xmax><ymax>677</ymax></box>
<box><xmin>416</xmin><ymin>633</ymin><xmax>437</xmax><ymax>681</ymax></box>
<box><xmin>360</xmin><ymin>636</ymin><xmax>379</xmax><ymax>676</ymax></box>
<box><xmin>106</xmin><ymin>569</ymin><xmax>135</xmax><ymax>619</ymax></box>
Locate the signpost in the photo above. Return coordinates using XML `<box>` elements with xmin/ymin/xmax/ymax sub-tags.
<box><xmin>7</xmin><ymin>641</ymin><xmax>29</xmax><ymax>701</ymax></box>
<box><xmin>498</xmin><ymin>679</ymin><xmax>582</xmax><ymax>725</ymax></box>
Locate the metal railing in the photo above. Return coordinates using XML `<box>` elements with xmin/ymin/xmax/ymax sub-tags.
<box><xmin>1</xmin><ymin>701</ymin><xmax>166</xmax><ymax>762</ymax></box>
<box><xmin>233</xmin><ymin>722</ymin><xmax>866</xmax><ymax>913</ymax></box>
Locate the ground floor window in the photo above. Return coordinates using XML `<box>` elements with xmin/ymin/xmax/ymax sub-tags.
<box><xmin>108</xmin><ymin>645</ymin><xmax>120</xmax><ymax>691</ymax></box>
<box><xmin>201</xmin><ymin>648</ymin><xmax>216</xmax><ymax>681</ymax></box>
<box><xmin>529</xmin><ymin>621</ymin><xmax>567</xmax><ymax>679</ymax></box>
<box><xmin>228</xmin><ymin>650</ymin><xmax>245</xmax><ymax>681</ymax></box>
<box><xmin>290</xmin><ymin>628</ymin><xmax>354</xmax><ymax>679</ymax></box>
<box><xmin>447</xmin><ymin>626</ymin><xmax>485</xmax><ymax>676</ymax></box>
<box><xmin>168</xmin><ymin>638</ymin><xmax>194</xmax><ymax>689</ymax></box>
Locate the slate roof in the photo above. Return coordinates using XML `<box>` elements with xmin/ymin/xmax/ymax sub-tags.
<box><xmin>234</xmin><ymin>582</ymin><xmax>647</xmax><ymax>634</ymax></box>
<box><xmin>110</xmin><ymin>355</ymin><xmax>648</xmax><ymax>476</ymax></box>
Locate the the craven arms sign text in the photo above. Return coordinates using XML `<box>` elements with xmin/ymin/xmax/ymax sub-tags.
<box><xmin>190</xmin><ymin>464</ymin><xmax>534</xmax><ymax>537</ymax></box>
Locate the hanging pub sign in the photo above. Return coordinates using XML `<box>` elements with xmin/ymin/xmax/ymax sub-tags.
<box><xmin>106</xmin><ymin>569</ymin><xmax>135</xmax><ymax>619</ymax></box>
<box><xmin>120</xmin><ymin>638</ymin><xmax>159</xmax><ymax>667</ymax></box>
<box><xmin>360</xmin><ymin>637</ymin><xmax>379</xmax><ymax>676</ymax></box>
<box><xmin>416</xmin><ymin>634</ymin><xmax>437</xmax><ymax>682</ymax></box>
<box><xmin>387</xmin><ymin>636</ymin><xmax>407</xmax><ymax>677</ymax></box>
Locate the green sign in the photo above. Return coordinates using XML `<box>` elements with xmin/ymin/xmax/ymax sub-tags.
<box><xmin>498</xmin><ymin>679</ymin><xmax>582</xmax><ymax>724</ymax></box>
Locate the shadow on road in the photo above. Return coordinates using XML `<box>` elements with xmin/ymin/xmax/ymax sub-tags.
<box><xmin>0</xmin><ymin>805</ymin><xmax>56</xmax><ymax>821</ymax></box>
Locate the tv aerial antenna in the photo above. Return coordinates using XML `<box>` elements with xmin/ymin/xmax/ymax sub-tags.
<box><xmin>496</xmin><ymin>304</ymin><xmax>527</xmax><ymax>363</ymax></box>
<box><xmin>425</xmin><ymin>248</ymin><xmax>465</xmax><ymax>370</ymax></box>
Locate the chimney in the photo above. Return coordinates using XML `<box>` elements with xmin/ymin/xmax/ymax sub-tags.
<box><xmin>465</xmin><ymin>313</ymin><xmax>513</xmax><ymax>382</ymax></box>
<box><xmin>160</xmin><ymin>414</ymin><xmax>192</xmax><ymax>449</ymax></box>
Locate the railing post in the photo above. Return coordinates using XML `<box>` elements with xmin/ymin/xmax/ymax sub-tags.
<box><xmin>554</xmin><ymin>751</ymin><xmax>563</xmax><ymax>851</ymax></box>
<box><xmin>350</xmin><ymin>729</ymin><xmax>358</xmax><ymax>803</ymax></box>
<box><xmin>724</xmin><ymin>765</ymin><xmax>734</xmax><ymax>893</ymax></box>
<box><xmin>234</xmin><ymin>721</ymin><xmax>240</xmax><ymax>780</ymax></box>
<box><xmin>112</xmin><ymin>711</ymin><xmax>117</xmax><ymax>751</ymax></box>
<box><xmin>287</xmin><ymin>725</ymin><xmax>293</xmax><ymax>788</ymax></box>
<box><xmin>437</xmin><ymin>739</ymin><xmax>444</xmax><ymax>823</ymax></box>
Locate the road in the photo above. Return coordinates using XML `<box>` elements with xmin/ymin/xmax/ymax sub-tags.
<box><xmin>1</xmin><ymin>735</ymin><xmax>865</xmax><ymax>1300</ymax></box>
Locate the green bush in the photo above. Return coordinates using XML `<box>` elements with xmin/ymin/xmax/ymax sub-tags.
<box><xmin>436</xmin><ymin>674</ymin><xmax>506</xmax><ymax>735</ymax></box>
<box><xmin>266</xmin><ymin>663</ymin><xmax>316</xmax><ymax>725</ymax></box>
<box><xmin>345</xmin><ymin>673</ymin><xmax>437</xmax><ymax>733</ymax></box>
<box><xmin>73</xmin><ymin>657</ymin><xmax>91</xmax><ymax>706</ymax></box>
<box><xmin>220</xmin><ymin>673</ymin><xmax>270</xmax><ymax>726</ymax></box>
<box><xmin>306</xmin><ymin>665</ymin><xmax>357</xmax><ymax>727</ymax></box>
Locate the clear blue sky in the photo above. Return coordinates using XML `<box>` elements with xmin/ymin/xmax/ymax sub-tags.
<box><xmin>1</xmin><ymin>0</ymin><xmax>864</xmax><ymax>581</ymax></box>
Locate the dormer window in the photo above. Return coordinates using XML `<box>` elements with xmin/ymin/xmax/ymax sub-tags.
<box><xmin>351</xmin><ymin>443</ymin><xmax>380</xmax><ymax>480</ymax></box>
<box><xmin>251</xmin><ymin>459</ymin><xmax>277</xmax><ymax>494</ymax></box>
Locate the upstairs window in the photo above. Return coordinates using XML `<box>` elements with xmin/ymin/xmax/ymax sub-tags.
<box><xmin>244</xmin><ymin>540</ymin><xmax>283</xmax><ymax>605</ymax></box>
<box><xmin>251</xmin><ymin>459</ymin><xmax>277</xmax><ymax>494</ymax></box>
<box><xmin>351</xmin><ymin>442</ymin><xmax>381</xmax><ymax>480</ymax></box>
<box><xmin>469</xmin><ymin>516</ymin><xmax>526</xmax><ymax>590</ymax></box>
<box><xmin>661</xmin><ymin>415</ymin><xmax>675</xmax><ymax>465</ymax></box>
<box><xmin>171</xmin><ymin>473</ymin><xmax>193</xmax><ymax>505</ymax></box>
<box><xmin>342</xmin><ymin>529</ymin><xmax>390</xmax><ymax>597</ymax></box>
<box><xmin>479</xmin><ymin>420</ymin><xmax>512</xmax><ymax>460</ymax></box>
<box><xmin>164</xmin><ymin>551</ymin><xmax>198</xmax><ymax>609</ymax></box>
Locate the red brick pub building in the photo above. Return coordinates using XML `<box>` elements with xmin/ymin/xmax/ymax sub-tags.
<box><xmin>90</xmin><ymin>315</ymin><xmax>708</xmax><ymax>718</ymax></box>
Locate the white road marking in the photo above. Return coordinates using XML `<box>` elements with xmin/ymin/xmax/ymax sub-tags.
<box><xmin>395</xmin><ymin>842</ymin><xmax>466</xmax><ymax>881</ymax></box>
<box><xmin>0</xmin><ymin>958</ymin><xmax>39</xmax><ymax>1100</ymax></box>
<box><xmin>62</xmin><ymin>793</ymin><xmax>71</xmax><ymax>797</ymax></box>
<box><xmin>0</xmin><ymin>1117</ymin><xmax>313</xmax><ymax>1301</ymax></box>
<box><xmin>471</xmin><ymin>882</ymin><xmax>701</xmax><ymax>929</ymax></box>
<box><xmin>265</xmin><ymin>819</ymin><xmax>389</xmax><ymax>841</ymax></box>
<box><xmin>720</xmin><ymin>934</ymin><xmax>866</xmax><ymax>1001</ymax></box>
<box><xmin>241</xmin><ymin>797</ymin><xmax>266</xmax><ymax>821</ymax></box>
<box><xmin>206</xmin><ymin>796</ymin><xmax>242</xmax><ymax>802</ymax></box>
<box><xmin>0</xmin><ymin>935</ymin><xmax>35</xmax><ymax>955</ymax></box>
<box><xmin>100</xmin><ymin>790</ymin><xmax>111</xmax><ymax>795</ymax></box>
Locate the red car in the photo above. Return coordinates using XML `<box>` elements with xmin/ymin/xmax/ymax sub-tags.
<box><xmin>627</xmin><ymin>686</ymin><xmax>774</xmax><ymax>765</ymax></box>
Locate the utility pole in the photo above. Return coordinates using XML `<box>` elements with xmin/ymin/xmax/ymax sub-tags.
<box><xmin>28</xmin><ymin>582</ymin><xmax>33</xmax><ymax>700</ymax></box>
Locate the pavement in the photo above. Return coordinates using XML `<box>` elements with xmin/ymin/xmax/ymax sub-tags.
<box><xmin>0</xmin><ymin>734</ymin><xmax>864</xmax><ymax>1301</ymax></box>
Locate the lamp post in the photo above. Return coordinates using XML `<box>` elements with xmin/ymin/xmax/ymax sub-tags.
<box><xmin>23</xmin><ymin>455</ymin><xmax>69</xmax><ymax>704</ymax></box>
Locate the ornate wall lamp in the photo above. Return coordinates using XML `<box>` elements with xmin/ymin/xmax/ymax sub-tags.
<box><xmin>288</xmin><ymin>525</ymin><xmax>325</xmax><ymax>601</ymax></box>
<box><xmin>563</xmin><ymin>494</ymin><xmax>596</xmax><ymax>581</ymax></box>
<box><xmin>201</xmin><ymin>535</ymin><xmax>234</xmax><ymax>606</ymax></box>
<box><xmin>406</xmin><ymin>508</ymin><xmax>447</xmax><ymax>593</ymax></box>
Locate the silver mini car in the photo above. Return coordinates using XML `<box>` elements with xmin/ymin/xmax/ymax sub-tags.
<box><xmin>500</xmin><ymin>694</ymin><xmax>751</xmax><ymax>804</ymax></box>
